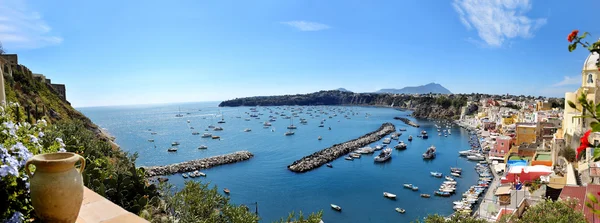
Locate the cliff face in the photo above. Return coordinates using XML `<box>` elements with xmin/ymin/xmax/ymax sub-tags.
<box><xmin>219</xmin><ymin>90</ymin><xmax>467</xmax><ymax>120</ymax></box>
<box><xmin>4</xmin><ymin>66</ymin><xmax>107</xmax><ymax>140</ymax></box>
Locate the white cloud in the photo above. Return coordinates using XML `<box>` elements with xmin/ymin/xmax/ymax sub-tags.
<box><xmin>552</xmin><ymin>75</ymin><xmax>581</xmax><ymax>87</ymax></box>
<box><xmin>280</xmin><ymin>21</ymin><xmax>330</xmax><ymax>31</ymax></box>
<box><xmin>452</xmin><ymin>0</ymin><xmax>546</xmax><ymax>47</ymax></box>
<box><xmin>0</xmin><ymin>0</ymin><xmax>62</xmax><ymax>49</ymax></box>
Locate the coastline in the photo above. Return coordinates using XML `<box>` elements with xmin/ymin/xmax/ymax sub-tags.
<box><xmin>98</xmin><ymin>127</ymin><xmax>120</xmax><ymax>150</ymax></box>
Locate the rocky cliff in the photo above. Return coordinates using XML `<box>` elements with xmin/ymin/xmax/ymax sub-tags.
<box><xmin>219</xmin><ymin>91</ymin><xmax>467</xmax><ymax>120</ymax></box>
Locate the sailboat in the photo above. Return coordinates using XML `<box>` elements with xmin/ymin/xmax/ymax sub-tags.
<box><xmin>287</xmin><ymin>117</ymin><xmax>297</xmax><ymax>129</ymax></box>
<box><xmin>217</xmin><ymin>110</ymin><xmax>226</xmax><ymax>123</ymax></box>
<box><xmin>208</xmin><ymin>115</ymin><xmax>216</xmax><ymax>128</ymax></box>
<box><xmin>175</xmin><ymin>107</ymin><xmax>184</xmax><ymax>117</ymax></box>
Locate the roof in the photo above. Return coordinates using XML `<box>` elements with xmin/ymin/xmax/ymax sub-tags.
<box><xmin>507</xmin><ymin>165</ymin><xmax>552</xmax><ymax>174</ymax></box>
<box><xmin>559</xmin><ymin>184</ymin><xmax>600</xmax><ymax>223</ymax></box>
<box><xmin>495</xmin><ymin>185</ymin><xmax>512</xmax><ymax>195</ymax></box>
<box><xmin>584</xmin><ymin>52</ymin><xmax>599</xmax><ymax>71</ymax></box>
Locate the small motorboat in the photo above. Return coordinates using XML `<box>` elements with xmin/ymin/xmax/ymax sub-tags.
<box><xmin>214</xmin><ymin>126</ymin><xmax>224</xmax><ymax>131</ymax></box>
<box><xmin>151</xmin><ymin>132</ymin><xmax>157</xmax><ymax>135</ymax></box>
<box><xmin>434</xmin><ymin>191</ymin><xmax>451</xmax><ymax>197</ymax></box>
<box><xmin>395</xmin><ymin>208</ymin><xmax>406</xmax><ymax>214</ymax></box>
<box><xmin>420</xmin><ymin>194</ymin><xmax>431</xmax><ymax>198</ymax></box>
<box><xmin>171</xmin><ymin>142</ymin><xmax>180</xmax><ymax>146</ymax></box>
<box><xmin>403</xmin><ymin>184</ymin><xmax>413</xmax><ymax>189</ymax></box>
<box><xmin>408</xmin><ymin>135</ymin><xmax>413</xmax><ymax>141</ymax></box>
<box><xmin>451</xmin><ymin>172</ymin><xmax>461</xmax><ymax>177</ymax></box>
<box><xmin>244</xmin><ymin>128</ymin><xmax>252</xmax><ymax>132</ymax></box>
<box><xmin>318</xmin><ymin>136</ymin><xmax>322</xmax><ymax>140</ymax></box>
<box><xmin>345</xmin><ymin>156</ymin><xmax>353</xmax><ymax>161</ymax></box>
<box><xmin>167</xmin><ymin>148</ymin><xmax>177</xmax><ymax>152</ymax></box>
<box><xmin>201</xmin><ymin>133</ymin><xmax>212</xmax><ymax>138</ymax></box>
<box><xmin>326</xmin><ymin>163</ymin><xmax>333</xmax><ymax>168</ymax></box>
<box><xmin>182</xmin><ymin>173</ymin><xmax>188</xmax><ymax>178</ymax></box>
<box><xmin>223</xmin><ymin>188</ymin><xmax>230</xmax><ymax>194</ymax></box>
<box><xmin>331</xmin><ymin>204</ymin><xmax>342</xmax><ymax>211</ymax></box>
<box><xmin>212</xmin><ymin>135</ymin><xmax>220</xmax><ymax>139</ymax></box>
<box><xmin>383</xmin><ymin>192</ymin><xmax>397</xmax><ymax>199</ymax></box>
<box><xmin>431</xmin><ymin>172</ymin><xmax>443</xmax><ymax>178</ymax></box>
<box><xmin>148</xmin><ymin>139</ymin><xmax>154</xmax><ymax>142</ymax></box>
<box><xmin>350</xmin><ymin>153</ymin><xmax>361</xmax><ymax>159</ymax></box>
<box><xmin>411</xmin><ymin>186</ymin><xmax>419</xmax><ymax>191</ymax></box>
<box><xmin>284</xmin><ymin>131</ymin><xmax>295</xmax><ymax>136</ymax></box>
<box><xmin>192</xmin><ymin>132</ymin><xmax>200</xmax><ymax>135</ymax></box>
<box><xmin>195</xmin><ymin>171</ymin><xmax>206</xmax><ymax>177</ymax></box>
<box><xmin>198</xmin><ymin>145</ymin><xmax>208</xmax><ymax>149</ymax></box>
<box><xmin>445</xmin><ymin>176</ymin><xmax>455</xmax><ymax>181</ymax></box>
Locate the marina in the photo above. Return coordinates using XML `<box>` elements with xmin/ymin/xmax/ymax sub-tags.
<box><xmin>81</xmin><ymin>103</ymin><xmax>480</xmax><ymax>222</ymax></box>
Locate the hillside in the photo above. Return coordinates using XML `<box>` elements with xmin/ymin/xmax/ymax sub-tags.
<box><xmin>335</xmin><ymin>88</ymin><xmax>352</xmax><ymax>92</ymax></box>
<box><xmin>219</xmin><ymin>90</ymin><xmax>467</xmax><ymax>119</ymax></box>
<box><xmin>376</xmin><ymin>83</ymin><xmax>452</xmax><ymax>94</ymax></box>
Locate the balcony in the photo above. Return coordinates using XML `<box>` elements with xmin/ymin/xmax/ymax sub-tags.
<box><xmin>76</xmin><ymin>187</ymin><xmax>148</xmax><ymax>223</ymax></box>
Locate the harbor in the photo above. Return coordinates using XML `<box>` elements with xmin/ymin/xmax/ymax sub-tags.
<box><xmin>394</xmin><ymin>116</ymin><xmax>420</xmax><ymax>127</ymax></box>
<box><xmin>287</xmin><ymin>122</ymin><xmax>396</xmax><ymax>173</ymax></box>
<box><xmin>81</xmin><ymin>104</ymin><xmax>481</xmax><ymax>222</ymax></box>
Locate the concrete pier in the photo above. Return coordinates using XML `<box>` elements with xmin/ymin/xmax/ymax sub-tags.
<box><xmin>287</xmin><ymin>123</ymin><xmax>396</xmax><ymax>173</ymax></box>
<box><xmin>394</xmin><ymin>117</ymin><xmax>419</xmax><ymax>127</ymax></box>
<box><xmin>143</xmin><ymin>151</ymin><xmax>254</xmax><ymax>177</ymax></box>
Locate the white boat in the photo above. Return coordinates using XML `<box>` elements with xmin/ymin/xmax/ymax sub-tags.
<box><xmin>167</xmin><ymin>148</ymin><xmax>177</xmax><ymax>152</ymax></box>
<box><xmin>284</xmin><ymin>131</ymin><xmax>295</xmax><ymax>136</ymax></box>
<box><xmin>201</xmin><ymin>132</ymin><xmax>212</xmax><ymax>138</ymax></box>
<box><xmin>198</xmin><ymin>145</ymin><xmax>208</xmax><ymax>149</ymax></box>
<box><xmin>451</xmin><ymin>172</ymin><xmax>461</xmax><ymax>177</ymax></box>
<box><xmin>318</xmin><ymin>136</ymin><xmax>322</xmax><ymax>140</ymax></box>
<box><xmin>214</xmin><ymin>126</ymin><xmax>224</xmax><ymax>131</ymax></box>
<box><xmin>395</xmin><ymin>208</ymin><xmax>406</xmax><ymax>214</ymax></box>
<box><xmin>374</xmin><ymin>148</ymin><xmax>392</xmax><ymax>162</ymax></box>
<box><xmin>350</xmin><ymin>153</ymin><xmax>361</xmax><ymax>159</ymax></box>
<box><xmin>403</xmin><ymin>184</ymin><xmax>413</xmax><ymax>188</ymax></box>
<box><xmin>459</xmin><ymin>150</ymin><xmax>477</xmax><ymax>156</ymax></box>
<box><xmin>148</xmin><ymin>139</ymin><xmax>154</xmax><ymax>142</ymax></box>
<box><xmin>383</xmin><ymin>192</ymin><xmax>397</xmax><ymax>199</ymax></box>
<box><xmin>182</xmin><ymin>173</ymin><xmax>188</xmax><ymax>178</ymax></box>
<box><xmin>187</xmin><ymin>120</ymin><xmax>191</xmax><ymax>123</ymax></box>
<box><xmin>244</xmin><ymin>128</ymin><xmax>251</xmax><ymax>132</ymax></box>
<box><xmin>375</xmin><ymin>145</ymin><xmax>384</xmax><ymax>151</ymax></box>
<box><xmin>331</xmin><ymin>204</ymin><xmax>342</xmax><ymax>211</ymax></box>
<box><xmin>345</xmin><ymin>156</ymin><xmax>354</xmax><ymax>161</ymax></box>
<box><xmin>382</xmin><ymin>138</ymin><xmax>391</xmax><ymax>144</ymax></box>
<box><xmin>467</xmin><ymin>154</ymin><xmax>485</xmax><ymax>161</ymax></box>
<box><xmin>394</xmin><ymin>141</ymin><xmax>407</xmax><ymax>150</ymax></box>
<box><xmin>263</xmin><ymin>122</ymin><xmax>272</xmax><ymax>126</ymax></box>
<box><xmin>171</xmin><ymin>142</ymin><xmax>180</xmax><ymax>146</ymax></box>
<box><xmin>445</xmin><ymin>176</ymin><xmax>455</xmax><ymax>181</ymax></box>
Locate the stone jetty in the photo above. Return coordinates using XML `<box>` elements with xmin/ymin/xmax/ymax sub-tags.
<box><xmin>287</xmin><ymin>123</ymin><xmax>396</xmax><ymax>173</ymax></box>
<box><xmin>393</xmin><ymin>117</ymin><xmax>420</xmax><ymax>127</ymax></box>
<box><xmin>143</xmin><ymin>151</ymin><xmax>254</xmax><ymax>177</ymax></box>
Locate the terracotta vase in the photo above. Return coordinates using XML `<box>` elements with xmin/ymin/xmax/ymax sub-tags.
<box><xmin>26</xmin><ymin>152</ymin><xmax>85</xmax><ymax>223</ymax></box>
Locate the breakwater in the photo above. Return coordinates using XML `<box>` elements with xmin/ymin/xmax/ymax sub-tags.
<box><xmin>287</xmin><ymin>123</ymin><xmax>396</xmax><ymax>173</ymax></box>
<box><xmin>143</xmin><ymin>151</ymin><xmax>254</xmax><ymax>177</ymax></box>
<box><xmin>394</xmin><ymin>117</ymin><xmax>420</xmax><ymax>127</ymax></box>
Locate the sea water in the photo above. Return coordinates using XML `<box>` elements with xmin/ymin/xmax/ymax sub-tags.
<box><xmin>79</xmin><ymin>102</ymin><xmax>478</xmax><ymax>223</ymax></box>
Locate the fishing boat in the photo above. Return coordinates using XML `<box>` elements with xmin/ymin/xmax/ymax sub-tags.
<box><xmin>326</xmin><ymin>163</ymin><xmax>332</xmax><ymax>168</ymax></box>
<box><xmin>167</xmin><ymin>148</ymin><xmax>177</xmax><ymax>152</ymax></box>
<box><xmin>420</xmin><ymin>194</ymin><xmax>431</xmax><ymax>198</ymax></box>
<box><xmin>423</xmin><ymin>145</ymin><xmax>436</xmax><ymax>159</ymax></box>
<box><xmin>408</xmin><ymin>135</ymin><xmax>413</xmax><ymax>141</ymax></box>
<box><xmin>171</xmin><ymin>142</ymin><xmax>180</xmax><ymax>146</ymax></box>
<box><xmin>383</xmin><ymin>192</ymin><xmax>397</xmax><ymax>199</ymax></box>
<box><xmin>430</xmin><ymin>172</ymin><xmax>443</xmax><ymax>178</ymax></box>
<box><xmin>394</xmin><ymin>141</ymin><xmax>407</xmax><ymax>150</ymax></box>
<box><xmin>284</xmin><ymin>131</ymin><xmax>295</xmax><ymax>136</ymax></box>
<box><xmin>330</xmin><ymin>204</ymin><xmax>342</xmax><ymax>211</ymax></box>
<box><xmin>198</xmin><ymin>145</ymin><xmax>208</xmax><ymax>149</ymax></box>
<box><xmin>395</xmin><ymin>208</ymin><xmax>406</xmax><ymax>214</ymax></box>
<box><xmin>201</xmin><ymin>132</ymin><xmax>212</xmax><ymax>138</ymax></box>
<box><xmin>223</xmin><ymin>188</ymin><xmax>230</xmax><ymax>194</ymax></box>
<box><xmin>374</xmin><ymin>148</ymin><xmax>392</xmax><ymax>162</ymax></box>
<box><xmin>244</xmin><ymin>128</ymin><xmax>251</xmax><ymax>132</ymax></box>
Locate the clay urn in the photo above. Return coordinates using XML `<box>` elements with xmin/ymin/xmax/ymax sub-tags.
<box><xmin>26</xmin><ymin>152</ymin><xmax>85</xmax><ymax>222</ymax></box>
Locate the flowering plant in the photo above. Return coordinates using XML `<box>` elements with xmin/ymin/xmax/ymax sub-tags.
<box><xmin>567</xmin><ymin>30</ymin><xmax>600</xmax><ymax>70</ymax></box>
<box><xmin>0</xmin><ymin>103</ymin><xmax>66</xmax><ymax>222</ymax></box>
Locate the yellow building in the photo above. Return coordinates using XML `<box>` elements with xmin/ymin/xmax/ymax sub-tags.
<box><xmin>477</xmin><ymin>111</ymin><xmax>487</xmax><ymax>119</ymax></box>
<box><xmin>501</xmin><ymin>115</ymin><xmax>516</xmax><ymax>126</ymax></box>
<box><xmin>536</xmin><ymin>101</ymin><xmax>551</xmax><ymax>111</ymax></box>
<box><xmin>563</xmin><ymin>52</ymin><xmax>599</xmax><ymax>149</ymax></box>
<box><xmin>516</xmin><ymin>123</ymin><xmax>537</xmax><ymax>145</ymax></box>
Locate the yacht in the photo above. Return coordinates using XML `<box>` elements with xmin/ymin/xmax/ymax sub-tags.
<box><xmin>467</xmin><ymin>154</ymin><xmax>485</xmax><ymax>161</ymax></box>
<box><xmin>374</xmin><ymin>148</ymin><xmax>392</xmax><ymax>162</ymax></box>
<box><xmin>423</xmin><ymin>145</ymin><xmax>436</xmax><ymax>159</ymax></box>
<box><xmin>201</xmin><ymin>132</ymin><xmax>212</xmax><ymax>138</ymax></box>
<box><xmin>198</xmin><ymin>145</ymin><xmax>208</xmax><ymax>149</ymax></box>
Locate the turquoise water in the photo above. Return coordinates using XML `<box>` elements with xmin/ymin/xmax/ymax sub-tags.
<box><xmin>79</xmin><ymin>102</ymin><xmax>478</xmax><ymax>223</ymax></box>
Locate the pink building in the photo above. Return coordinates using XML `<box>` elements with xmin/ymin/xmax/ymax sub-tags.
<box><xmin>501</xmin><ymin>166</ymin><xmax>552</xmax><ymax>185</ymax></box>
<box><xmin>490</xmin><ymin>136</ymin><xmax>511</xmax><ymax>157</ymax></box>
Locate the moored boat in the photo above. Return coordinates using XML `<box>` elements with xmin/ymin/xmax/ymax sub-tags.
<box><xmin>383</xmin><ymin>192</ymin><xmax>397</xmax><ymax>199</ymax></box>
<box><xmin>198</xmin><ymin>145</ymin><xmax>208</xmax><ymax>149</ymax></box>
<box><xmin>326</xmin><ymin>163</ymin><xmax>332</xmax><ymax>168</ymax></box>
<box><xmin>430</xmin><ymin>172</ymin><xmax>443</xmax><ymax>178</ymax></box>
<box><xmin>223</xmin><ymin>188</ymin><xmax>230</xmax><ymax>194</ymax></box>
<box><xmin>423</xmin><ymin>145</ymin><xmax>436</xmax><ymax>159</ymax></box>
<box><xmin>331</xmin><ymin>204</ymin><xmax>342</xmax><ymax>211</ymax></box>
<box><xmin>394</xmin><ymin>141</ymin><xmax>407</xmax><ymax>150</ymax></box>
<box><xmin>167</xmin><ymin>147</ymin><xmax>177</xmax><ymax>152</ymax></box>
<box><xmin>374</xmin><ymin>148</ymin><xmax>392</xmax><ymax>162</ymax></box>
<box><xmin>395</xmin><ymin>208</ymin><xmax>406</xmax><ymax>214</ymax></box>
<box><xmin>420</xmin><ymin>194</ymin><xmax>431</xmax><ymax>198</ymax></box>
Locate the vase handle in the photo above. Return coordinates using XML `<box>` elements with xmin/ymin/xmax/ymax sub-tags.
<box><xmin>25</xmin><ymin>159</ymin><xmax>34</xmax><ymax>178</ymax></box>
<box><xmin>77</xmin><ymin>155</ymin><xmax>86</xmax><ymax>174</ymax></box>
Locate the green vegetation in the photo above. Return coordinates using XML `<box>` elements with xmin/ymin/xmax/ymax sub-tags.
<box><xmin>559</xmin><ymin>147</ymin><xmax>576</xmax><ymax>162</ymax></box>
<box><xmin>412</xmin><ymin>212</ymin><xmax>486</xmax><ymax>223</ymax></box>
<box><xmin>498</xmin><ymin>199</ymin><xmax>586</xmax><ymax>223</ymax></box>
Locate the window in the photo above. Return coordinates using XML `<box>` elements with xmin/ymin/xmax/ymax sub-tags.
<box><xmin>588</xmin><ymin>73</ymin><xmax>594</xmax><ymax>84</ymax></box>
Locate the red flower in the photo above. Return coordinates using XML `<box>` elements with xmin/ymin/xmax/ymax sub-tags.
<box><xmin>577</xmin><ymin>130</ymin><xmax>592</xmax><ymax>159</ymax></box>
<box><xmin>568</xmin><ymin>30</ymin><xmax>579</xmax><ymax>42</ymax></box>
<box><xmin>597</xmin><ymin>191</ymin><xmax>600</xmax><ymax>196</ymax></box>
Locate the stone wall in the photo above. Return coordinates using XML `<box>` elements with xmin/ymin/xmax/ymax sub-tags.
<box><xmin>143</xmin><ymin>151</ymin><xmax>254</xmax><ymax>177</ymax></box>
<box><xmin>0</xmin><ymin>54</ymin><xmax>18</xmax><ymax>65</ymax></box>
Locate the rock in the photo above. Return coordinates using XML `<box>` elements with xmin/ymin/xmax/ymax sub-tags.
<box><xmin>142</xmin><ymin>151</ymin><xmax>254</xmax><ymax>177</ymax></box>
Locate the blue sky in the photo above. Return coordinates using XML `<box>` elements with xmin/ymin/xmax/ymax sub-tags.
<box><xmin>0</xmin><ymin>0</ymin><xmax>598</xmax><ymax>107</ymax></box>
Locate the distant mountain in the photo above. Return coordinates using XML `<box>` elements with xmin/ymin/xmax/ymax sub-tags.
<box><xmin>334</xmin><ymin>88</ymin><xmax>352</xmax><ymax>92</ymax></box>
<box><xmin>376</xmin><ymin>83</ymin><xmax>451</xmax><ymax>94</ymax></box>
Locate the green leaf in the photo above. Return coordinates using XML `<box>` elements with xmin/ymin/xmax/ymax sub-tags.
<box><xmin>581</xmin><ymin>32</ymin><xmax>590</xmax><ymax>39</ymax></box>
<box><xmin>568</xmin><ymin>100</ymin><xmax>578</xmax><ymax>109</ymax></box>
<box><xmin>588</xmin><ymin>193</ymin><xmax>598</xmax><ymax>204</ymax></box>
<box><xmin>592</xmin><ymin>122</ymin><xmax>600</xmax><ymax>132</ymax></box>
<box><xmin>569</xmin><ymin>44</ymin><xmax>576</xmax><ymax>52</ymax></box>
<box><xmin>587</xmin><ymin>201</ymin><xmax>594</xmax><ymax>209</ymax></box>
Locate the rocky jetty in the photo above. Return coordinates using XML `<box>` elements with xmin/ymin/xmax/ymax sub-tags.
<box><xmin>393</xmin><ymin>117</ymin><xmax>420</xmax><ymax>127</ymax></box>
<box><xmin>287</xmin><ymin>123</ymin><xmax>395</xmax><ymax>173</ymax></box>
<box><xmin>143</xmin><ymin>151</ymin><xmax>254</xmax><ymax>177</ymax></box>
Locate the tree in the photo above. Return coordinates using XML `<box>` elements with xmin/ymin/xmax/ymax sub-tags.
<box><xmin>560</xmin><ymin>147</ymin><xmax>576</xmax><ymax>162</ymax></box>
<box><xmin>412</xmin><ymin>212</ymin><xmax>487</xmax><ymax>223</ymax></box>
<box><xmin>0</xmin><ymin>41</ymin><xmax>4</xmax><ymax>54</ymax></box>
<box><xmin>273</xmin><ymin>211</ymin><xmax>323</xmax><ymax>223</ymax></box>
<box><xmin>498</xmin><ymin>199</ymin><xmax>586</xmax><ymax>223</ymax></box>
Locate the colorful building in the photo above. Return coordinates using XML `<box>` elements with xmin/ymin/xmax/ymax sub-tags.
<box><xmin>490</xmin><ymin>136</ymin><xmax>512</xmax><ymax>157</ymax></box>
<box><xmin>516</xmin><ymin>123</ymin><xmax>537</xmax><ymax>145</ymax></box>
